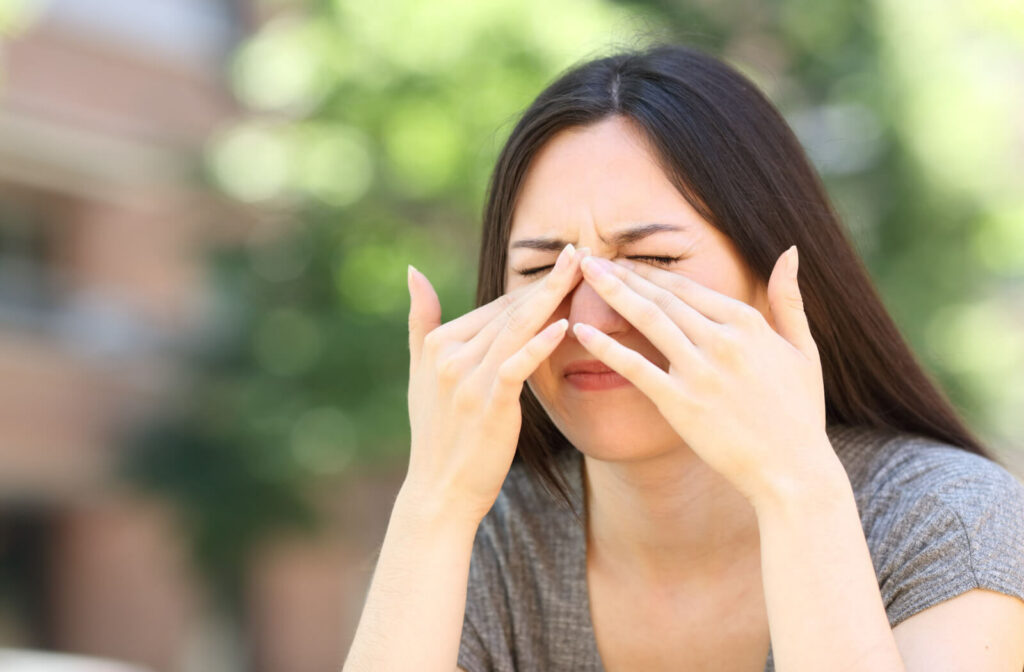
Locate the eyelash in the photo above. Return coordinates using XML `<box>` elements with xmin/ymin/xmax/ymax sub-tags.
<box><xmin>514</xmin><ymin>255</ymin><xmax>683</xmax><ymax>276</ymax></box>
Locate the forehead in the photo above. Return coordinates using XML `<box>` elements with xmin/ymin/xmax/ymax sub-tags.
<box><xmin>509</xmin><ymin>117</ymin><xmax>699</xmax><ymax>242</ymax></box>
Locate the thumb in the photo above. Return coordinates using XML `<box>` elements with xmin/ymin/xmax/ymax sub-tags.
<box><xmin>767</xmin><ymin>246</ymin><xmax>817</xmax><ymax>360</ymax></box>
<box><xmin>408</xmin><ymin>264</ymin><xmax>441</xmax><ymax>373</ymax></box>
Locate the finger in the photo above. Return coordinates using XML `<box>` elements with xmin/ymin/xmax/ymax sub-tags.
<box><xmin>571</xmin><ymin>322</ymin><xmax>675</xmax><ymax>406</ymax></box>
<box><xmin>408</xmin><ymin>264</ymin><xmax>441</xmax><ymax>374</ymax></box>
<box><xmin>430</xmin><ymin>279</ymin><xmax>566</xmax><ymax>396</ymax></box>
<box><xmin>431</xmin><ymin>276</ymin><xmax>537</xmax><ymax>344</ymax></box>
<box><xmin>462</xmin><ymin>263</ymin><xmax>579</xmax><ymax>370</ymax></box>
<box><xmin>767</xmin><ymin>245</ymin><xmax>818</xmax><ymax>360</ymax></box>
<box><xmin>476</xmin><ymin>244</ymin><xmax>584</xmax><ymax>375</ymax></box>
<box><xmin>616</xmin><ymin>258</ymin><xmax>753</xmax><ymax>325</ymax></box>
<box><xmin>462</xmin><ymin>269</ymin><xmax>564</xmax><ymax>358</ymax></box>
<box><xmin>490</xmin><ymin>318</ymin><xmax>569</xmax><ymax>404</ymax></box>
<box><xmin>578</xmin><ymin>256</ymin><xmax>700</xmax><ymax>367</ymax></box>
<box><xmin>593</xmin><ymin>258</ymin><xmax>718</xmax><ymax>350</ymax></box>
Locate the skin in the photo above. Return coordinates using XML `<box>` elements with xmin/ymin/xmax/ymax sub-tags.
<box><xmin>505</xmin><ymin>115</ymin><xmax>780</xmax><ymax>589</ymax></box>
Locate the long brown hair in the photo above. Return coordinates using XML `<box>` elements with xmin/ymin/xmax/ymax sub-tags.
<box><xmin>474</xmin><ymin>42</ymin><xmax>993</xmax><ymax>525</ymax></box>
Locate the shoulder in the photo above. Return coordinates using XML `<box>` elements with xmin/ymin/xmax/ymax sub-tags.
<box><xmin>853</xmin><ymin>429</ymin><xmax>1024</xmax><ymax>532</ymax></box>
<box><xmin>834</xmin><ymin>426</ymin><xmax>1024</xmax><ymax>628</ymax></box>
<box><xmin>828</xmin><ymin>423</ymin><xmax>1024</xmax><ymax>518</ymax></box>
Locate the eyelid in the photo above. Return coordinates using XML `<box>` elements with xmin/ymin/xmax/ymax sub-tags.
<box><xmin>513</xmin><ymin>254</ymin><xmax>682</xmax><ymax>276</ymax></box>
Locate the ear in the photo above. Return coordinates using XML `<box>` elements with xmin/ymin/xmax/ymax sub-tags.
<box><xmin>767</xmin><ymin>246</ymin><xmax>817</xmax><ymax>359</ymax></box>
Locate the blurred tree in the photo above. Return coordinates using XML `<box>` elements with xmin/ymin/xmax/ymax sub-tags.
<box><xmin>0</xmin><ymin>0</ymin><xmax>45</xmax><ymax>87</ymax></box>
<box><xmin>120</xmin><ymin>0</ymin><xmax>1024</xmax><ymax>641</ymax></box>
<box><xmin>120</xmin><ymin>0</ymin><xmax>657</xmax><ymax>634</ymax></box>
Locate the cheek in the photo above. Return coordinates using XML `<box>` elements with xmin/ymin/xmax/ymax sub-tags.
<box><xmin>526</xmin><ymin>362</ymin><xmax>563</xmax><ymax>412</ymax></box>
<box><xmin>527</xmin><ymin>361</ymin><xmax>556</xmax><ymax>390</ymax></box>
<box><xmin>692</xmin><ymin>264</ymin><xmax>747</xmax><ymax>305</ymax></box>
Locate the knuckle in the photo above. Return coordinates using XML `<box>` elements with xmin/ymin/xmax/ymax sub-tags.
<box><xmin>732</xmin><ymin>303</ymin><xmax>763</xmax><ymax>329</ymax></box>
<box><xmin>652</xmin><ymin>288</ymin><xmax>676</xmax><ymax>314</ymax></box>
<box><xmin>636</xmin><ymin>300</ymin><xmax>663</xmax><ymax>327</ymax></box>
<box><xmin>423</xmin><ymin>330</ymin><xmax>445</xmax><ymax>356</ymax></box>
<box><xmin>501</xmin><ymin>303</ymin><xmax>523</xmax><ymax>333</ymax></box>
<box><xmin>493</xmin><ymin>361</ymin><xmax>522</xmax><ymax>395</ymax></box>
<box><xmin>437</xmin><ymin>354</ymin><xmax>466</xmax><ymax>385</ymax></box>
<box><xmin>495</xmin><ymin>362</ymin><xmax>517</xmax><ymax>387</ymax></box>
<box><xmin>667</xmin><ymin>276</ymin><xmax>688</xmax><ymax>295</ymax></box>
<box><xmin>601</xmin><ymin>277</ymin><xmax>623</xmax><ymax>298</ymax></box>
<box><xmin>496</xmin><ymin>292</ymin><xmax>518</xmax><ymax>312</ymax></box>
<box><xmin>709</xmin><ymin>328</ymin><xmax>742</xmax><ymax>362</ymax></box>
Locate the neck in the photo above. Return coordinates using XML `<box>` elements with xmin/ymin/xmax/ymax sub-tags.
<box><xmin>582</xmin><ymin>445</ymin><xmax>761</xmax><ymax>588</ymax></box>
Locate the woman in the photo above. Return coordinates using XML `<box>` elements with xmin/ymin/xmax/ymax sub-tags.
<box><xmin>344</xmin><ymin>44</ymin><xmax>1024</xmax><ymax>671</ymax></box>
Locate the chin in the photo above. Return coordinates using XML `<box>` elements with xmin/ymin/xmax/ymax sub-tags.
<box><xmin>530</xmin><ymin>380</ymin><xmax>679</xmax><ymax>454</ymax></box>
<box><xmin>553</xmin><ymin>410</ymin><xmax>682</xmax><ymax>463</ymax></box>
<box><xmin>574</xmin><ymin>432</ymin><xmax>682</xmax><ymax>463</ymax></box>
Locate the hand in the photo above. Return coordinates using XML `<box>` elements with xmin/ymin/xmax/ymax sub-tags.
<box><xmin>572</xmin><ymin>246</ymin><xmax>834</xmax><ymax>507</ymax></box>
<box><xmin>404</xmin><ymin>243</ymin><xmax>586</xmax><ymax>523</ymax></box>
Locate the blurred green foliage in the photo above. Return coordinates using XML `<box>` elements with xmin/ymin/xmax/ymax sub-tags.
<box><xmin>121</xmin><ymin>0</ymin><xmax>1024</xmax><ymax>607</ymax></box>
<box><xmin>0</xmin><ymin>0</ymin><xmax>45</xmax><ymax>89</ymax></box>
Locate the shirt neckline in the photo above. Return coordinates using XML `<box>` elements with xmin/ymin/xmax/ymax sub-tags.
<box><xmin>557</xmin><ymin>423</ymin><xmax>868</xmax><ymax>672</ymax></box>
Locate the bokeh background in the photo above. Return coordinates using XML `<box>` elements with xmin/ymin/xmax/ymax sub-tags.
<box><xmin>0</xmin><ymin>0</ymin><xmax>1022</xmax><ymax>670</ymax></box>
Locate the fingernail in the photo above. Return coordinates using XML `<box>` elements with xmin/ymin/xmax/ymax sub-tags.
<box><xmin>557</xmin><ymin>242</ymin><xmax>573</xmax><ymax>272</ymax></box>
<box><xmin>573</xmin><ymin>322</ymin><xmax>598</xmax><ymax>341</ymax></box>
<box><xmin>545</xmin><ymin>318</ymin><xmax>569</xmax><ymax>338</ymax></box>
<box><xmin>407</xmin><ymin>264</ymin><xmax>418</xmax><ymax>300</ymax></box>
<box><xmin>787</xmin><ymin>245</ymin><xmax>799</xmax><ymax>279</ymax></box>
<box><xmin>574</xmin><ymin>246</ymin><xmax>591</xmax><ymax>262</ymax></box>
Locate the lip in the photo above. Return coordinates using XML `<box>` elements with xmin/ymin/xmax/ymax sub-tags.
<box><xmin>563</xmin><ymin>359</ymin><xmax>632</xmax><ymax>391</ymax></box>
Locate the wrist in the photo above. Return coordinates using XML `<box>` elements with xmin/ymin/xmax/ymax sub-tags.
<box><xmin>395</xmin><ymin>480</ymin><xmax>486</xmax><ymax>536</ymax></box>
<box><xmin>749</xmin><ymin>447</ymin><xmax>852</xmax><ymax>516</ymax></box>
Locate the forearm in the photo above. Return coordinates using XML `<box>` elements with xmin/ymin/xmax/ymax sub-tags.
<box><xmin>343</xmin><ymin>485</ymin><xmax>481</xmax><ymax>672</ymax></box>
<box><xmin>753</xmin><ymin>452</ymin><xmax>905</xmax><ymax>672</ymax></box>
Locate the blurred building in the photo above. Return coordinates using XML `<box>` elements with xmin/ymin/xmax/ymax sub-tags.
<box><xmin>0</xmin><ymin>1</ymin><xmax>240</xmax><ymax>670</ymax></box>
<box><xmin>0</xmin><ymin>3</ymin><xmax>407</xmax><ymax>670</ymax></box>
<box><xmin>0</xmin><ymin>0</ymin><xmax>239</xmax><ymax>493</ymax></box>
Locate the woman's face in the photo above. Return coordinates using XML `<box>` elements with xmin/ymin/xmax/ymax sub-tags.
<box><xmin>505</xmin><ymin>115</ymin><xmax>774</xmax><ymax>459</ymax></box>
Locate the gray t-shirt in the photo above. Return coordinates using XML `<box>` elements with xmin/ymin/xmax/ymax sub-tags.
<box><xmin>456</xmin><ymin>423</ymin><xmax>1024</xmax><ymax>671</ymax></box>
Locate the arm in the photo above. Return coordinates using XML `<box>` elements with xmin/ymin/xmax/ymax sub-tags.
<box><xmin>752</xmin><ymin>447</ymin><xmax>906</xmax><ymax>672</ymax></box>
<box><xmin>343</xmin><ymin>485</ymin><xmax>481</xmax><ymax>672</ymax></box>
<box><xmin>893</xmin><ymin>587</ymin><xmax>1024</xmax><ymax>670</ymax></box>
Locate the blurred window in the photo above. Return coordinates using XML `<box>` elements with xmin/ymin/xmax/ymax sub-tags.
<box><xmin>0</xmin><ymin>511</ymin><xmax>53</xmax><ymax>649</ymax></box>
<box><xmin>0</xmin><ymin>194</ymin><xmax>61</xmax><ymax>326</ymax></box>
<box><xmin>45</xmin><ymin>0</ymin><xmax>239</xmax><ymax>68</ymax></box>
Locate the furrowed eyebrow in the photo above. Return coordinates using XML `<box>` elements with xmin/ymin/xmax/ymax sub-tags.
<box><xmin>510</xmin><ymin>222</ymin><xmax>686</xmax><ymax>251</ymax></box>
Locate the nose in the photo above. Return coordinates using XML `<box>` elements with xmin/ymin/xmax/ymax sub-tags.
<box><xmin>566</xmin><ymin>275</ymin><xmax>631</xmax><ymax>341</ymax></box>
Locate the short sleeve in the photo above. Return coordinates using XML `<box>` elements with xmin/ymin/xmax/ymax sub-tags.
<box><xmin>871</xmin><ymin>446</ymin><xmax>1024</xmax><ymax>628</ymax></box>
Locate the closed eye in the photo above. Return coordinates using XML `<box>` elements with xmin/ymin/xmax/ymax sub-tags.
<box><xmin>514</xmin><ymin>255</ymin><xmax>682</xmax><ymax>277</ymax></box>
